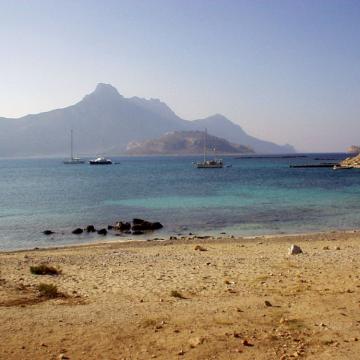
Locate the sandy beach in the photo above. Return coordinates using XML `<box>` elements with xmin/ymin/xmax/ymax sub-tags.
<box><xmin>1</xmin><ymin>231</ymin><xmax>360</xmax><ymax>360</ymax></box>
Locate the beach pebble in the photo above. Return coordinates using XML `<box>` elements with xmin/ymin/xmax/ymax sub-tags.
<box><xmin>194</xmin><ymin>245</ymin><xmax>207</xmax><ymax>251</ymax></box>
<box><xmin>189</xmin><ymin>337</ymin><xmax>204</xmax><ymax>348</ymax></box>
<box><xmin>58</xmin><ymin>354</ymin><xmax>69</xmax><ymax>360</ymax></box>
<box><xmin>242</xmin><ymin>339</ymin><xmax>253</xmax><ymax>347</ymax></box>
<box><xmin>289</xmin><ymin>244</ymin><xmax>303</xmax><ymax>255</ymax></box>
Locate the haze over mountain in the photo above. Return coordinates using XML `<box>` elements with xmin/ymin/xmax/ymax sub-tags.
<box><xmin>0</xmin><ymin>83</ymin><xmax>295</xmax><ymax>157</ymax></box>
<box><xmin>125</xmin><ymin>131</ymin><xmax>254</xmax><ymax>155</ymax></box>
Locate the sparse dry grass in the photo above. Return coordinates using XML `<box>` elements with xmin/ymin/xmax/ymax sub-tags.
<box><xmin>30</xmin><ymin>264</ymin><xmax>60</xmax><ymax>276</ymax></box>
<box><xmin>170</xmin><ymin>290</ymin><xmax>186</xmax><ymax>299</ymax></box>
<box><xmin>37</xmin><ymin>283</ymin><xmax>60</xmax><ymax>298</ymax></box>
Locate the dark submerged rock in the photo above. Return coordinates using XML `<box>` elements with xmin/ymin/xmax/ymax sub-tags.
<box><xmin>114</xmin><ymin>221</ymin><xmax>131</xmax><ymax>231</ymax></box>
<box><xmin>131</xmin><ymin>219</ymin><xmax>163</xmax><ymax>231</ymax></box>
<box><xmin>97</xmin><ymin>228</ymin><xmax>107</xmax><ymax>236</ymax></box>
<box><xmin>132</xmin><ymin>230</ymin><xmax>144</xmax><ymax>235</ymax></box>
<box><xmin>85</xmin><ymin>225</ymin><xmax>96</xmax><ymax>233</ymax></box>
<box><xmin>133</xmin><ymin>218</ymin><xmax>145</xmax><ymax>225</ymax></box>
<box><xmin>72</xmin><ymin>228</ymin><xmax>83</xmax><ymax>235</ymax></box>
<box><xmin>151</xmin><ymin>222</ymin><xmax>163</xmax><ymax>230</ymax></box>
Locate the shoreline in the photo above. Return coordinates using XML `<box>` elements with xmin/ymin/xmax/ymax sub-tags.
<box><xmin>1</xmin><ymin>227</ymin><xmax>360</xmax><ymax>254</ymax></box>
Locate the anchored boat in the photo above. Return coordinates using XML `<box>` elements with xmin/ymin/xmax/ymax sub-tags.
<box><xmin>194</xmin><ymin>129</ymin><xmax>223</xmax><ymax>168</ymax></box>
<box><xmin>63</xmin><ymin>130</ymin><xmax>85</xmax><ymax>164</ymax></box>
<box><xmin>89</xmin><ymin>157</ymin><xmax>112</xmax><ymax>165</ymax></box>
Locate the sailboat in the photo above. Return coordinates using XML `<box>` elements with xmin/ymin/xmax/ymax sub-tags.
<box><xmin>63</xmin><ymin>130</ymin><xmax>85</xmax><ymax>164</ymax></box>
<box><xmin>194</xmin><ymin>129</ymin><xmax>223</xmax><ymax>168</ymax></box>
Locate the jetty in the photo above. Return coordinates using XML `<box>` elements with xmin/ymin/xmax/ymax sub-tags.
<box><xmin>289</xmin><ymin>163</ymin><xmax>338</xmax><ymax>168</ymax></box>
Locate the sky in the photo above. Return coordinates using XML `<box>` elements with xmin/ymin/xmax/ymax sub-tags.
<box><xmin>0</xmin><ymin>0</ymin><xmax>360</xmax><ymax>152</ymax></box>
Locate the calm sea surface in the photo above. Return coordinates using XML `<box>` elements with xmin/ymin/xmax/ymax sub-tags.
<box><xmin>1</xmin><ymin>154</ymin><xmax>359</xmax><ymax>250</ymax></box>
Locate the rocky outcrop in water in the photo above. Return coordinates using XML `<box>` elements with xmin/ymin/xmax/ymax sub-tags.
<box><xmin>72</xmin><ymin>228</ymin><xmax>83</xmax><ymax>235</ymax></box>
<box><xmin>131</xmin><ymin>219</ymin><xmax>163</xmax><ymax>231</ymax></box>
<box><xmin>340</xmin><ymin>154</ymin><xmax>360</xmax><ymax>168</ymax></box>
<box><xmin>111</xmin><ymin>218</ymin><xmax>163</xmax><ymax>233</ymax></box>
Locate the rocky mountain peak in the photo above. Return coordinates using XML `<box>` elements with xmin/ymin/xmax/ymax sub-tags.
<box><xmin>82</xmin><ymin>83</ymin><xmax>123</xmax><ymax>102</ymax></box>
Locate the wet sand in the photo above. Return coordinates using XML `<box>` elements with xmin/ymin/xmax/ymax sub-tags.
<box><xmin>1</xmin><ymin>230</ymin><xmax>360</xmax><ymax>359</ymax></box>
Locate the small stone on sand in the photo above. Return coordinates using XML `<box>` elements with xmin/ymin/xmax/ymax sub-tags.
<box><xmin>289</xmin><ymin>244</ymin><xmax>303</xmax><ymax>255</ymax></box>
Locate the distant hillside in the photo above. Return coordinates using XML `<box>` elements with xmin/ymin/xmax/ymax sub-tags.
<box><xmin>125</xmin><ymin>131</ymin><xmax>254</xmax><ymax>155</ymax></box>
<box><xmin>0</xmin><ymin>83</ymin><xmax>295</xmax><ymax>157</ymax></box>
<box><xmin>347</xmin><ymin>145</ymin><xmax>360</xmax><ymax>154</ymax></box>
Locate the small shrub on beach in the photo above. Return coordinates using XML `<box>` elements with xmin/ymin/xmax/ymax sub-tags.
<box><xmin>37</xmin><ymin>283</ymin><xmax>59</xmax><ymax>298</ymax></box>
<box><xmin>170</xmin><ymin>290</ymin><xmax>186</xmax><ymax>299</ymax></box>
<box><xmin>30</xmin><ymin>264</ymin><xmax>60</xmax><ymax>276</ymax></box>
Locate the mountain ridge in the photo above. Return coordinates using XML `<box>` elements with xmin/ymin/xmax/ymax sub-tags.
<box><xmin>0</xmin><ymin>83</ymin><xmax>295</xmax><ymax>157</ymax></box>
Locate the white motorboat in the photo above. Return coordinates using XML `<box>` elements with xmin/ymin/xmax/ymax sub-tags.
<box><xmin>89</xmin><ymin>157</ymin><xmax>112</xmax><ymax>165</ymax></box>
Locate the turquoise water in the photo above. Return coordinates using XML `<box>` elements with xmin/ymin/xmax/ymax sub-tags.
<box><xmin>0</xmin><ymin>154</ymin><xmax>360</xmax><ymax>250</ymax></box>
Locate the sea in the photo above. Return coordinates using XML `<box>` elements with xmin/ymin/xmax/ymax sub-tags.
<box><xmin>1</xmin><ymin>153</ymin><xmax>360</xmax><ymax>251</ymax></box>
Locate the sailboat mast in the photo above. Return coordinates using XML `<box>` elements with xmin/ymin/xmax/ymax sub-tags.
<box><xmin>203</xmin><ymin>128</ymin><xmax>207</xmax><ymax>162</ymax></box>
<box><xmin>70</xmin><ymin>129</ymin><xmax>74</xmax><ymax>160</ymax></box>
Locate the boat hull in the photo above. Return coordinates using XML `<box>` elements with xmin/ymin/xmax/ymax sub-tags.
<box><xmin>89</xmin><ymin>161</ymin><xmax>112</xmax><ymax>165</ymax></box>
<box><xmin>195</xmin><ymin>162</ymin><xmax>223</xmax><ymax>168</ymax></box>
<box><xmin>63</xmin><ymin>160</ymin><xmax>85</xmax><ymax>164</ymax></box>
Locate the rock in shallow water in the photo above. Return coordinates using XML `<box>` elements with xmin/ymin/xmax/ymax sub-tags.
<box><xmin>114</xmin><ymin>221</ymin><xmax>131</xmax><ymax>231</ymax></box>
<box><xmin>85</xmin><ymin>225</ymin><xmax>96</xmax><ymax>233</ymax></box>
<box><xmin>131</xmin><ymin>219</ymin><xmax>163</xmax><ymax>231</ymax></box>
<box><xmin>97</xmin><ymin>228</ymin><xmax>107</xmax><ymax>236</ymax></box>
<box><xmin>72</xmin><ymin>228</ymin><xmax>83</xmax><ymax>235</ymax></box>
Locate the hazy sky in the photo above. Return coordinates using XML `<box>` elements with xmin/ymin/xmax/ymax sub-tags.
<box><xmin>1</xmin><ymin>0</ymin><xmax>360</xmax><ymax>152</ymax></box>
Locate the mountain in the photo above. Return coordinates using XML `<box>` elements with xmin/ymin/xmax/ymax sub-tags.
<box><xmin>189</xmin><ymin>114</ymin><xmax>294</xmax><ymax>154</ymax></box>
<box><xmin>0</xmin><ymin>83</ymin><xmax>295</xmax><ymax>157</ymax></box>
<box><xmin>125</xmin><ymin>131</ymin><xmax>254</xmax><ymax>155</ymax></box>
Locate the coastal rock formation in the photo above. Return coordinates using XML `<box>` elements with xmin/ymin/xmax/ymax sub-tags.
<box><xmin>114</xmin><ymin>221</ymin><xmax>131</xmax><ymax>232</ymax></box>
<box><xmin>85</xmin><ymin>225</ymin><xmax>96</xmax><ymax>233</ymax></box>
<box><xmin>347</xmin><ymin>145</ymin><xmax>360</xmax><ymax>154</ymax></box>
<box><xmin>126</xmin><ymin>131</ymin><xmax>254</xmax><ymax>155</ymax></box>
<box><xmin>340</xmin><ymin>154</ymin><xmax>360</xmax><ymax>168</ymax></box>
<box><xmin>72</xmin><ymin>228</ymin><xmax>83</xmax><ymax>235</ymax></box>
<box><xmin>97</xmin><ymin>228</ymin><xmax>107</xmax><ymax>236</ymax></box>
<box><xmin>111</xmin><ymin>219</ymin><xmax>163</xmax><ymax>232</ymax></box>
<box><xmin>132</xmin><ymin>230</ymin><xmax>144</xmax><ymax>235</ymax></box>
<box><xmin>132</xmin><ymin>219</ymin><xmax>163</xmax><ymax>231</ymax></box>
